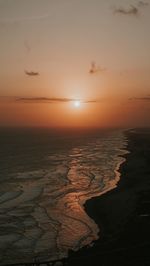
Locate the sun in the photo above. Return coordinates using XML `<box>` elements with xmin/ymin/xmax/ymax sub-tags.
<box><xmin>74</xmin><ymin>100</ymin><xmax>81</xmax><ymax>108</ymax></box>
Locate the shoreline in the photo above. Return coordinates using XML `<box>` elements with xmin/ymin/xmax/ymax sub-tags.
<box><xmin>0</xmin><ymin>129</ymin><xmax>128</xmax><ymax>266</ymax></box>
<box><xmin>1</xmin><ymin>128</ymin><xmax>150</xmax><ymax>266</ymax></box>
<box><xmin>78</xmin><ymin>129</ymin><xmax>129</xmax><ymax>242</ymax></box>
<box><xmin>67</xmin><ymin>128</ymin><xmax>150</xmax><ymax>265</ymax></box>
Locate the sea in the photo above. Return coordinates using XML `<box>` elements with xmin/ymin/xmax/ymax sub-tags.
<box><xmin>0</xmin><ymin>128</ymin><xmax>128</xmax><ymax>264</ymax></box>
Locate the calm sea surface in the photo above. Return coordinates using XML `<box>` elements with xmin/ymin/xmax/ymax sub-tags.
<box><xmin>0</xmin><ymin>128</ymin><xmax>128</xmax><ymax>264</ymax></box>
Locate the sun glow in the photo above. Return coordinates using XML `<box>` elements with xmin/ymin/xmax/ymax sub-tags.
<box><xmin>73</xmin><ymin>100</ymin><xmax>81</xmax><ymax>108</ymax></box>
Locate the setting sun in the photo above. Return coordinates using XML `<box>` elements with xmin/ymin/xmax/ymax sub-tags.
<box><xmin>74</xmin><ymin>100</ymin><xmax>81</xmax><ymax>108</ymax></box>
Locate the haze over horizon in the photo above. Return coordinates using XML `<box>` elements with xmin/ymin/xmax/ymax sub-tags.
<box><xmin>0</xmin><ymin>0</ymin><xmax>150</xmax><ymax>127</ymax></box>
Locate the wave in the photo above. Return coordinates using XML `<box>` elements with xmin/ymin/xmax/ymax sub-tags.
<box><xmin>0</xmin><ymin>130</ymin><xmax>128</xmax><ymax>264</ymax></box>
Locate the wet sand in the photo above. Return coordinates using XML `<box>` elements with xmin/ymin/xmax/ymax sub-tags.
<box><xmin>67</xmin><ymin>128</ymin><xmax>150</xmax><ymax>266</ymax></box>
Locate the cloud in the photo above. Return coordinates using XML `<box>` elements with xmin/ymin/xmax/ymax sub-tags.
<box><xmin>114</xmin><ymin>1</ymin><xmax>149</xmax><ymax>16</ymax></box>
<box><xmin>15</xmin><ymin>97</ymin><xmax>75</xmax><ymax>103</ymax></box>
<box><xmin>24</xmin><ymin>70</ymin><xmax>39</xmax><ymax>76</ymax></box>
<box><xmin>84</xmin><ymin>100</ymin><xmax>98</xmax><ymax>103</ymax></box>
<box><xmin>129</xmin><ymin>96</ymin><xmax>150</xmax><ymax>101</ymax></box>
<box><xmin>0</xmin><ymin>96</ymin><xmax>99</xmax><ymax>104</ymax></box>
<box><xmin>89</xmin><ymin>62</ymin><xmax>106</xmax><ymax>75</ymax></box>
<box><xmin>138</xmin><ymin>1</ymin><xmax>149</xmax><ymax>7</ymax></box>
<box><xmin>114</xmin><ymin>5</ymin><xmax>139</xmax><ymax>16</ymax></box>
<box><xmin>16</xmin><ymin>97</ymin><xmax>101</xmax><ymax>104</ymax></box>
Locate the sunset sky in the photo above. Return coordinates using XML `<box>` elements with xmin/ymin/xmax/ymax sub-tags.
<box><xmin>0</xmin><ymin>0</ymin><xmax>150</xmax><ymax>127</ymax></box>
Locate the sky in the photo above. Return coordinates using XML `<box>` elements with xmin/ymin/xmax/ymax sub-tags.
<box><xmin>0</xmin><ymin>0</ymin><xmax>150</xmax><ymax>127</ymax></box>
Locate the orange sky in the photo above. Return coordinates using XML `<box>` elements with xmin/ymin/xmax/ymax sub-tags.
<box><xmin>0</xmin><ymin>0</ymin><xmax>150</xmax><ymax>128</ymax></box>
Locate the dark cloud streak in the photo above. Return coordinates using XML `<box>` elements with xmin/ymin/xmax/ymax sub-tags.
<box><xmin>114</xmin><ymin>1</ymin><xmax>149</xmax><ymax>17</ymax></box>
<box><xmin>25</xmin><ymin>70</ymin><xmax>39</xmax><ymax>76</ymax></box>
<box><xmin>15</xmin><ymin>97</ymin><xmax>74</xmax><ymax>103</ymax></box>
<box><xmin>114</xmin><ymin>5</ymin><xmax>139</xmax><ymax>16</ymax></box>
<box><xmin>0</xmin><ymin>96</ymin><xmax>99</xmax><ymax>104</ymax></box>
<box><xmin>129</xmin><ymin>97</ymin><xmax>150</xmax><ymax>101</ymax></box>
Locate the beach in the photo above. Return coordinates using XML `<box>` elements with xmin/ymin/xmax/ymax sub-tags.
<box><xmin>0</xmin><ymin>128</ymin><xmax>150</xmax><ymax>266</ymax></box>
<box><xmin>67</xmin><ymin>129</ymin><xmax>150</xmax><ymax>266</ymax></box>
<box><xmin>0</xmin><ymin>128</ymin><xmax>127</xmax><ymax>265</ymax></box>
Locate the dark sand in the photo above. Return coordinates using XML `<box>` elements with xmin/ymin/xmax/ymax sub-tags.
<box><xmin>66</xmin><ymin>129</ymin><xmax>150</xmax><ymax>266</ymax></box>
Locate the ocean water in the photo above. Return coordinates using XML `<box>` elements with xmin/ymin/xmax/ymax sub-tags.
<box><xmin>0</xmin><ymin>128</ymin><xmax>128</xmax><ymax>264</ymax></box>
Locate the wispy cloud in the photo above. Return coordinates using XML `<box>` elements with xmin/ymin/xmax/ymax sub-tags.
<box><xmin>0</xmin><ymin>96</ymin><xmax>99</xmax><ymax>104</ymax></box>
<box><xmin>129</xmin><ymin>96</ymin><xmax>150</xmax><ymax>101</ymax></box>
<box><xmin>2</xmin><ymin>96</ymin><xmax>150</xmax><ymax>105</ymax></box>
<box><xmin>114</xmin><ymin>5</ymin><xmax>139</xmax><ymax>16</ymax></box>
<box><xmin>114</xmin><ymin>1</ymin><xmax>149</xmax><ymax>16</ymax></box>
<box><xmin>15</xmin><ymin>97</ymin><xmax>74</xmax><ymax>103</ymax></box>
<box><xmin>138</xmin><ymin>1</ymin><xmax>149</xmax><ymax>7</ymax></box>
<box><xmin>89</xmin><ymin>61</ymin><xmax>107</xmax><ymax>75</ymax></box>
<box><xmin>24</xmin><ymin>70</ymin><xmax>39</xmax><ymax>76</ymax></box>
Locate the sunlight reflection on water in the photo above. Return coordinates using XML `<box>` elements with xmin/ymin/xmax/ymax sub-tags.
<box><xmin>0</xmin><ymin>130</ymin><xmax>128</xmax><ymax>264</ymax></box>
